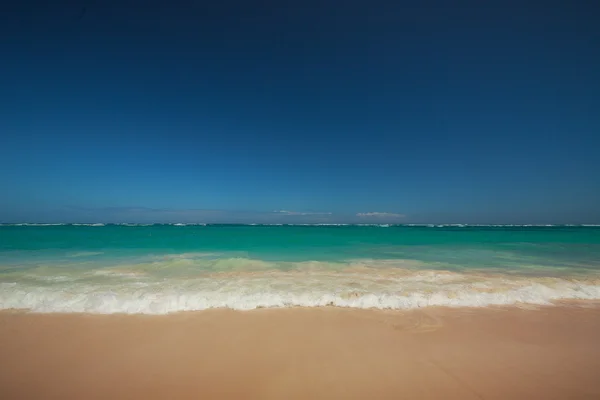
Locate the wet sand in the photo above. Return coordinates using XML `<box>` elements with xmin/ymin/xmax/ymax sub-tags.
<box><xmin>1</xmin><ymin>305</ymin><xmax>600</xmax><ymax>399</ymax></box>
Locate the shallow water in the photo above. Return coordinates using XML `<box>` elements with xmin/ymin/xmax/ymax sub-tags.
<box><xmin>1</xmin><ymin>224</ymin><xmax>600</xmax><ymax>313</ymax></box>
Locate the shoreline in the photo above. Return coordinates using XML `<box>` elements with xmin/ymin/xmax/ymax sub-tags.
<box><xmin>2</xmin><ymin>305</ymin><xmax>600</xmax><ymax>399</ymax></box>
<box><xmin>4</xmin><ymin>265</ymin><xmax>600</xmax><ymax>313</ymax></box>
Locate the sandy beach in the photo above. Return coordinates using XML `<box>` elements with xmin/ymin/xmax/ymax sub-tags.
<box><xmin>1</xmin><ymin>305</ymin><xmax>600</xmax><ymax>399</ymax></box>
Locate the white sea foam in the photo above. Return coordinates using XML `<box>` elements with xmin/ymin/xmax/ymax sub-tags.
<box><xmin>1</xmin><ymin>280</ymin><xmax>599</xmax><ymax>314</ymax></box>
<box><xmin>71</xmin><ymin>223</ymin><xmax>105</xmax><ymax>227</ymax></box>
<box><xmin>0</xmin><ymin>223</ymin><xmax>67</xmax><ymax>226</ymax></box>
<box><xmin>23</xmin><ymin>275</ymin><xmax>78</xmax><ymax>283</ymax></box>
<box><xmin>1</xmin><ymin>265</ymin><xmax>600</xmax><ymax>314</ymax></box>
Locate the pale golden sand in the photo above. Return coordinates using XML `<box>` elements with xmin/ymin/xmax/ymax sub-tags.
<box><xmin>1</xmin><ymin>305</ymin><xmax>600</xmax><ymax>399</ymax></box>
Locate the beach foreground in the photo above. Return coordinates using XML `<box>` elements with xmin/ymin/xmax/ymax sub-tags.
<box><xmin>2</xmin><ymin>306</ymin><xmax>600</xmax><ymax>399</ymax></box>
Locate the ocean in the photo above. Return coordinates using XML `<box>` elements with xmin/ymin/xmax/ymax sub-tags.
<box><xmin>1</xmin><ymin>224</ymin><xmax>600</xmax><ymax>314</ymax></box>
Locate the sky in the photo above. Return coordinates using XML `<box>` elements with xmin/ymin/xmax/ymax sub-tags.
<box><xmin>1</xmin><ymin>0</ymin><xmax>599</xmax><ymax>224</ymax></box>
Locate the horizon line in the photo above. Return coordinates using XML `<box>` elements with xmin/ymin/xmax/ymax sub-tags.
<box><xmin>2</xmin><ymin>223</ymin><xmax>599</xmax><ymax>227</ymax></box>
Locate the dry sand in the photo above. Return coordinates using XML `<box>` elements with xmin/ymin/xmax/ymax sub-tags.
<box><xmin>1</xmin><ymin>305</ymin><xmax>600</xmax><ymax>399</ymax></box>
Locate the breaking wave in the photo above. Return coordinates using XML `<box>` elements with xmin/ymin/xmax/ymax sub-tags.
<box><xmin>1</xmin><ymin>258</ymin><xmax>599</xmax><ymax>314</ymax></box>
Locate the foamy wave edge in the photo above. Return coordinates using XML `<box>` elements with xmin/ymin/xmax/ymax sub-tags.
<box><xmin>1</xmin><ymin>282</ymin><xmax>599</xmax><ymax>314</ymax></box>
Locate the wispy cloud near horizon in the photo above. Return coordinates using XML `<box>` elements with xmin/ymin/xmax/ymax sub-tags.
<box><xmin>29</xmin><ymin>206</ymin><xmax>338</xmax><ymax>224</ymax></box>
<box><xmin>356</xmin><ymin>212</ymin><xmax>405</xmax><ymax>218</ymax></box>
<box><xmin>0</xmin><ymin>205</ymin><xmax>411</xmax><ymax>224</ymax></box>
<box><xmin>273</xmin><ymin>210</ymin><xmax>332</xmax><ymax>216</ymax></box>
<box><xmin>6</xmin><ymin>205</ymin><xmax>596</xmax><ymax>225</ymax></box>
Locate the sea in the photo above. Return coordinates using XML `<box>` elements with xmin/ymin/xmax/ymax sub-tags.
<box><xmin>1</xmin><ymin>224</ymin><xmax>600</xmax><ymax>314</ymax></box>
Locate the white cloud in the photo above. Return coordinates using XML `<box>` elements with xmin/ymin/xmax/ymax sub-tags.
<box><xmin>274</xmin><ymin>210</ymin><xmax>332</xmax><ymax>216</ymax></box>
<box><xmin>356</xmin><ymin>212</ymin><xmax>405</xmax><ymax>218</ymax></box>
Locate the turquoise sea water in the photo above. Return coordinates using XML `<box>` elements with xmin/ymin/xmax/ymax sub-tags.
<box><xmin>1</xmin><ymin>224</ymin><xmax>600</xmax><ymax>313</ymax></box>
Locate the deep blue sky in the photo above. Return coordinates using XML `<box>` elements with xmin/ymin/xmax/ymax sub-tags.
<box><xmin>1</xmin><ymin>0</ymin><xmax>599</xmax><ymax>223</ymax></box>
